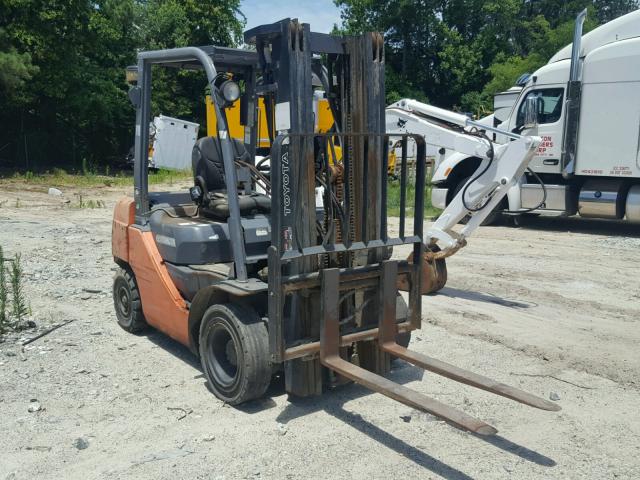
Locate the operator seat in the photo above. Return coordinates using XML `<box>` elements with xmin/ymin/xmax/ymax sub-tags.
<box><xmin>192</xmin><ymin>136</ymin><xmax>270</xmax><ymax>219</ymax></box>
<box><xmin>193</xmin><ymin>136</ymin><xmax>250</xmax><ymax>191</ymax></box>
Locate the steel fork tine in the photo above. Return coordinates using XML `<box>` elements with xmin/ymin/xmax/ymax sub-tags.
<box><xmin>320</xmin><ymin>267</ymin><xmax>498</xmax><ymax>436</ymax></box>
<box><xmin>378</xmin><ymin>260</ymin><xmax>561</xmax><ymax>412</ymax></box>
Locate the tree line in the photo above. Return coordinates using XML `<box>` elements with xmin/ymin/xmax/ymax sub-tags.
<box><xmin>1</xmin><ymin>0</ymin><xmax>243</xmax><ymax>171</ymax></box>
<box><xmin>1</xmin><ymin>0</ymin><xmax>638</xmax><ymax>170</ymax></box>
<box><xmin>336</xmin><ymin>0</ymin><xmax>639</xmax><ymax>112</ymax></box>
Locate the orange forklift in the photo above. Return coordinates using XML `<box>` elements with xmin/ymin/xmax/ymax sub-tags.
<box><xmin>112</xmin><ymin>19</ymin><xmax>559</xmax><ymax>435</ymax></box>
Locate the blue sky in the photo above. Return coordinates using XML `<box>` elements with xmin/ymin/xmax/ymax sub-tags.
<box><xmin>239</xmin><ymin>0</ymin><xmax>343</xmax><ymax>34</ymax></box>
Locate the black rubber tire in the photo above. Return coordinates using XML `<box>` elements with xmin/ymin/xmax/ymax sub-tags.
<box><xmin>199</xmin><ymin>304</ymin><xmax>271</xmax><ymax>405</ymax></box>
<box><xmin>452</xmin><ymin>176</ymin><xmax>500</xmax><ymax>226</ymax></box>
<box><xmin>113</xmin><ymin>267</ymin><xmax>147</xmax><ymax>333</ymax></box>
<box><xmin>396</xmin><ymin>330</ymin><xmax>411</xmax><ymax>349</ymax></box>
<box><xmin>511</xmin><ymin>212</ymin><xmax>540</xmax><ymax>227</ymax></box>
<box><xmin>393</xmin><ymin>296</ymin><xmax>411</xmax><ymax>362</ymax></box>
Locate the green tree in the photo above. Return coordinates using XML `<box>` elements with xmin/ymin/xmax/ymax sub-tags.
<box><xmin>0</xmin><ymin>0</ymin><xmax>244</xmax><ymax>170</ymax></box>
<box><xmin>0</xmin><ymin>0</ymin><xmax>141</xmax><ymax>168</ymax></box>
<box><xmin>0</xmin><ymin>28</ymin><xmax>38</xmax><ymax>100</ymax></box>
<box><xmin>139</xmin><ymin>0</ymin><xmax>245</xmax><ymax>137</ymax></box>
<box><xmin>336</xmin><ymin>0</ymin><xmax>640</xmax><ymax>112</ymax></box>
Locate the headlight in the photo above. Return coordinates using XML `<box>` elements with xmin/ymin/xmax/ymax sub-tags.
<box><xmin>220</xmin><ymin>80</ymin><xmax>240</xmax><ymax>103</ymax></box>
<box><xmin>125</xmin><ymin>65</ymin><xmax>138</xmax><ymax>85</ymax></box>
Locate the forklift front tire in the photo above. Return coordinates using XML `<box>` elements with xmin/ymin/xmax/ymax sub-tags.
<box><xmin>113</xmin><ymin>267</ymin><xmax>147</xmax><ymax>333</ymax></box>
<box><xmin>393</xmin><ymin>296</ymin><xmax>411</xmax><ymax>362</ymax></box>
<box><xmin>199</xmin><ymin>304</ymin><xmax>271</xmax><ymax>405</ymax></box>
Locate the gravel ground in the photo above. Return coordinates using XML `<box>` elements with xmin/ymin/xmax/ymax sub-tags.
<box><xmin>1</xmin><ymin>181</ymin><xmax>639</xmax><ymax>480</ymax></box>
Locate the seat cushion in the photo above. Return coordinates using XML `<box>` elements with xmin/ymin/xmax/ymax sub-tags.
<box><xmin>202</xmin><ymin>192</ymin><xmax>271</xmax><ymax>219</ymax></box>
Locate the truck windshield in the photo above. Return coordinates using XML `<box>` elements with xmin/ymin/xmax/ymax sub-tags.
<box><xmin>516</xmin><ymin>88</ymin><xmax>564</xmax><ymax>126</ymax></box>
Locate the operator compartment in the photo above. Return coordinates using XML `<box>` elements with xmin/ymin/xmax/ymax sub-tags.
<box><xmin>146</xmin><ymin>129</ymin><xmax>272</xmax><ymax>301</ymax></box>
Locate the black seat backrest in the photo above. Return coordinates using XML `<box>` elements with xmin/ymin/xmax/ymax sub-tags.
<box><xmin>192</xmin><ymin>136</ymin><xmax>251</xmax><ymax>193</ymax></box>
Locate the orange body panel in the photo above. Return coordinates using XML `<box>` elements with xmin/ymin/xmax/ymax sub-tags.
<box><xmin>127</xmin><ymin>227</ymin><xmax>190</xmax><ymax>346</ymax></box>
<box><xmin>112</xmin><ymin>199</ymin><xmax>190</xmax><ymax>346</ymax></box>
<box><xmin>112</xmin><ymin>197</ymin><xmax>135</xmax><ymax>262</ymax></box>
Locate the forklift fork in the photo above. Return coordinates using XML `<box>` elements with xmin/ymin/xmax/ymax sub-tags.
<box><xmin>319</xmin><ymin>262</ymin><xmax>560</xmax><ymax>436</ymax></box>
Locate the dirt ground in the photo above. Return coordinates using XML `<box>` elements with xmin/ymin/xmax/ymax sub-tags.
<box><xmin>1</xmin><ymin>180</ymin><xmax>639</xmax><ymax>480</ymax></box>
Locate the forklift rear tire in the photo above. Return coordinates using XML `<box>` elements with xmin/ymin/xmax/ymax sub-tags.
<box><xmin>113</xmin><ymin>267</ymin><xmax>147</xmax><ymax>333</ymax></box>
<box><xmin>199</xmin><ymin>304</ymin><xmax>271</xmax><ymax>405</ymax></box>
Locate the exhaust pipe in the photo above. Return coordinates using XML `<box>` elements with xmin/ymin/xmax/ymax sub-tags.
<box><xmin>561</xmin><ymin>9</ymin><xmax>587</xmax><ymax>179</ymax></box>
<box><xmin>569</xmin><ymin>9</ymin><xmax>588</xmax><ymax>82</ymax></box>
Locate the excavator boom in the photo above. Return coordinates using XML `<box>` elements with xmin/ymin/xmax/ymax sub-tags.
<box><xmin>386</xmin><ymin>98</ymin><xmax>541</xmax><ymax>252</ymax></box>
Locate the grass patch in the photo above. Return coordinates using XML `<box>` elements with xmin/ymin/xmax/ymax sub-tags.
<box><xmin>10</xmin><ymin>253</ymin><xmax>29</xmax><ymax>325</ymax></box>
<box><xmin>0</xmin><ymin>246</ymin><xmax>8</xmax><ymax>334</ymax></box>
<box><xmin>74</xmin><ymin>194</ymin><xmax>106</xmax><ymax>209</ymax></box>
<box><xmin>387</xmin><ymin>178</ymin><xmax>441</xmax><ymax>219</ymax></box>
<box><xmin>3</xmin><ymin>168</ymin><xmax>193</xmax><ymax>189</ymax></box>
<box><xmin>3</xmin><ymin>169</ymin><xmax>440</xmax><ymax>219</ymax></box>
<box><xmin>0</xmin><ymin>246</ymin><xmax>30</xmax><ymax>333</ymax></box>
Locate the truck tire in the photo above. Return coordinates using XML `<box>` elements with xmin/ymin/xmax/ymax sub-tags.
<box><xmin>452</xmin><ymin>176</ymin><xmax>500</xmax><ymax>226</ymax></box>
<box><xmin>199</xmin><ymin>304</ymin><xmax>271</xmax><ymax>405</ymax></box>
<box><xmin>113</xmin><ymin>267</ymin><xmax>147</xmax><ymax>333</ymax></box>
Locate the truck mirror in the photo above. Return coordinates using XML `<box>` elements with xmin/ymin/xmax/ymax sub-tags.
<box><xmin>523</xmin><ymin>96</ymin><xmax>538</xmax><ymax>129</ymax></box>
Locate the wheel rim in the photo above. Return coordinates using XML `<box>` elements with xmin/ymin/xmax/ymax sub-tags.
<box><xmin>115</xmin><ymin>282</ymin><xmax>131</xmax><ymax>319</ymax></box>
<box><xmin>205</xmin><ymin>322</ymin><xmax>240</xmax><ymax>391</ymax></box>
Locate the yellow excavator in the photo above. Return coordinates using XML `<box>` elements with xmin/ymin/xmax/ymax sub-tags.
<box><xmin>206</xmin><ymin>94</ymin><xmax>397</xmax><ymax>170</ymax></box>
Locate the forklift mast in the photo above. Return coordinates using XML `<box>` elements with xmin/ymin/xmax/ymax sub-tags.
<box><xmin>245</xmin><ymin>20</ymin><xmax>427</xmax><ymax>396</ymax></box>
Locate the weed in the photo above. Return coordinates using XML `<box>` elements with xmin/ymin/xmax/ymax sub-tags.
<box><xmin>81</xmin><ymin>158</ymin><xmax>91</xmax><ymax>176</ymax></box>
<box><xmin>387</xmin><ymin>178</ymin><xmax>441</xmax><ymax>219</ymax></box>
<box><xmin>0</xmin><ymin>246</ymin><xmax>8</xmax><ymax>334</ymax></box>
<box><xmin>84</xmin><ymin>199</ymin><xmax>105</xmax><ymax>208</ymax></box>
<box><xmin>10</xmin><ymin>253</ymin><xmax>28</xmax><ymax>326</ymax></box>
<box><xmin>14</xmin><ymin>198</ymin><xmax>21</xmax><ymax>208</ymax></box>
<box><xmin>73</xmin><ymin>194</ymin><xmax>105</xmax><ymax>209</ymax></box>
<box><xmin>3</xmin><ymin>168</ymin><xmax>192</xmax><ymax>189</ymax></box>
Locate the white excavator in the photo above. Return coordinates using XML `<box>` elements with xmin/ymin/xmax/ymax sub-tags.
<box><xmin>386</xmin><ymin>97</ymin><xmax>543</xmax><ymax>291</ymax></box>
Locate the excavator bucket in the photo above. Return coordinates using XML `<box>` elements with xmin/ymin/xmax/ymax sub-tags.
<box><xmin>397</xmin><ymin>246</ymin><xmax>448</xmax><ymax>295</ymax></box>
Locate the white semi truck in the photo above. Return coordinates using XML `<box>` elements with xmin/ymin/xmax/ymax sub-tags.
<box><xmin>411</xmin><ymin>9</ymin><xmax>640</xmax><ymax>223</ymax></box>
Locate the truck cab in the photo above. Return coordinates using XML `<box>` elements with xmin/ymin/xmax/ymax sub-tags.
<box><xmin>501</xmin><ymin>64</ymin><xmax>566</xmax><ymax>174</ymax></box>
<box><xmin>506</xmin><ymin>9</ymin><xmax>640</xmax><ymax>221</ymax></box>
